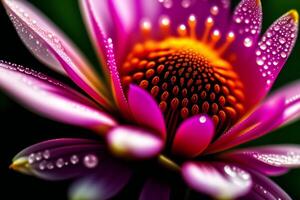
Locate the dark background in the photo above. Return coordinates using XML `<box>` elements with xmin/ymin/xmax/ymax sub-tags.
<box><xmin>1</xmin><ymin>0</ymin><xmax>300</xmax><ymax>199</ymax></box>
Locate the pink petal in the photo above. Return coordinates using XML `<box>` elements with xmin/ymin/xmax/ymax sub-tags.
<box><xmin>219</xmin><ymin>145</ymin><xmax>300</xmax><ymax>176</ymax></box>
<box><xmin>11</xmin><ymin>138</ymin><xmax>105</xmax><ymax>180</ymax></box>
<box><xmin>225</xmin><ymin>0</ymin><xmax>263</xmax><ymax>109</ymax></box>
<box><xmin>172</xmin><ymin>115</ymin><xmax>215</xmax><ymax>158</ymax></box>
<box><xmin>2</xmin><ymin>0</ymin><xmax>112</xmax><ymax>108</ymax></box>
<box><xmin>107</xmin><ymin>126</ymin><xmax>164</xmax><ymax>159</ymax></box>
<box><xmin>128</xmin><ymin>85</ymin><xmax>166</xmax><ymax>139</ymax></box>
<box><xmin>254</xmin><ymin>10</ymin><xmax>298</xmax><ymax>93</ymax></box>
<box><xmin>69</xmin><ymin>159</ymin><xmax>132</xmax><ymax>200</ymax></box>
<box><xmin>139</xmin><ymin>178</ymin><xmax>170</xmax><ymax>200</ymax></box>
<box><xmin>182</xmin><ymin>162</ymin><xmax>252</xmax><ymax>199</ymax></box>
<box><xmin>241</xmin><ymin>170</ymin><xmax>292</xmax><ymax>200</ymax></box>
<box><xmin>206</xmin><ymin>96</ymin><xmax>285</xmax><ymax>154</ymax></box>
<box><xmin>0</xmin><ymin>61</ymin><xmax>116</xmax><ymax>130</ymax></box>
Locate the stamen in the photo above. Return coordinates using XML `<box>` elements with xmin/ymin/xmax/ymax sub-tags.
<box><xmin>160</xmin><ymin>16</ymin><xmax>171</xmax><ymax>37</ymax></box>
<box><xmin>177</xmin><ymin>24</ymin><xmax>187</xmax><ymax>37</ymax></box>
<box><xmin>217</xmin><ymin>31</ymin><xmax>235</xmax><ymax>55</ymax></box>
<box><xmin>202</xmin><ymin>17</ymin><xmax>214</xmax><ymax>42</ymax></box>
<box><xmin>210</xmin><ymin>29</ymin><xmax>221</xmax><ymax>47</ymax></box>
<box><xmin>188</xmin><ymin>14</ymin><xmax>197</xmax><ymax>39</ymax></box>
<box><xmin>141</xmin><ymin>20</ymin><xmax>152</xmax><ymax>38</ymax></box>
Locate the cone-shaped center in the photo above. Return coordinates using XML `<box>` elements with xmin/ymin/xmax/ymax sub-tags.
<box><xmin>121</xmin><ymin>38</ymin><xmax>245</xmax><ymax>133</ymax></box>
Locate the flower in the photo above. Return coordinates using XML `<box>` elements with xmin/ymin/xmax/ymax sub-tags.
<box><xmin>1</xmin><ymin>0</ymin><xmax>300</xmax><ymax>199</ymax></box>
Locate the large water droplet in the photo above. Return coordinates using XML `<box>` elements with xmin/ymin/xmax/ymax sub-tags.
<box><xmin>56</xmin><ymin>158</ymin><xmax>64</xmax><ymax>168</ymax></box>
<box><xmin>70</xmin><ymin>155</ymin><xmax>79</xmax><ymax>165</ymax></box>
<box><xmin>243</xmin><ymin>37</ymin><xmax>253</xmax><ymax>47</ymax></box>
<box><xmin>83</xmin><ymin>154</ymin><xmax>98</xmax><ymax>169</ymax></box>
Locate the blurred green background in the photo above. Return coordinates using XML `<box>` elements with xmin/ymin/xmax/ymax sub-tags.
<box><xmin>1</xmin><ymin>0</ymin><xmax>300</xmax><ymax>199</ymax></box>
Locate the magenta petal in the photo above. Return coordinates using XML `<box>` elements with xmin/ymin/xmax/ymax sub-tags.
<box><xmin>241</xmin><ymin>170</ymin><xmax>292</xmax><ymax>200</ymax></box>
<box><xmin>172</xmin><ymin>115</ymin><xmax>214</xmax><ymax>158</ymax></box>
<box><xmin>128</xmin><ymin>85</ymin><xmax>166</xmax><ymax>139</ymax></box>
<box><xmin>0</xmin><ymin>61</ymin><xmax>116</xmax><ymax>130</ymax></box>
<box><xmin>107</xmin><ymin>126</ymin><xmax>164</xmax><ymax>159</ymax></box>
<box><xmin>206</xmin><ymin>96</ymin><xmax>285</xmax><ymax>154</ymax></box>
<box><xmin>139</xmin><ymin>178</ymin><xmax>170</xmax><ymax>200</ymax></box>
<box><xmin>11</xmin><ymin>138</ymin><xmax>105</xmax><ymax>180</ymax></box>
<box><xmin>182</xmin><ymin>162</ymin><xmax>252</xmax><ymax>199</ymax></box>
<box><xmin>219</xmin><ymin>145</ymin><xmax>300</xmax><ymax>176</ymax></box>
<box><xmin>69</xmin><ymin>159</ymin><xmax>132</xmax><ymax>200</ymax></box>
<box><xmin>2</xmin><ymin>0</ymin><xmax>111</xmax><ymax>108</ymax></box>
<box><xmin>254</xmin><ymin>10</ymin><xmax>298</xmax><ymax>92</ymax></box>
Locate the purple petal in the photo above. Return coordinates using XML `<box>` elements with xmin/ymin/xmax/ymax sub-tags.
<box><xmin>2</xmin><ymin>0</ymin><xmax>112</xmax><ymax>108</ymax></box>
<box><xmin>172</xmin><ymin>115</ymin><xmax>215</xmax><ymax>158</ymax></box>
<box><xmin>139</xmin><ymin>178</ymin><xmax>170</xmax><ymax>200</ymax></box>
<box><xmin>128</xmin><ymin>85</ymin><xmax>166</xmax><ymax>139</ymax></box>
<box><xmin>206</xmin><ymin>96</ymin><xmax>285</xmax><ymax>154</ymax></box>
<box><xmin>10</xmin><ymin>138</ymin><xmax>105</xmax><ymax>180</ymax></box>
<box><xmin>69</xmin><ymin>159</ymin><xmax>132</xmax><ymax>200</ymax></box>
<box><xmin>182</xmin><ymin>162</ymin><xmax>252</xmax><ymax>199</ymax></box>
<box><xmin>224</xmin><ymin>0</ymin><xmax>263</xmax><ymax>109</ymax></box>
<box><xmin>107</xmin><ymin>126</ymin><xmax>164</xmax><ymax>159</ymax></box>
<box><xmin>267</xmin><ymin>80</ymin><xmax>300</xmax><ymax>130</ymax></box>
<box><xmin>0</xmin><ymin>61</ymin><xmax>116</xmax><ymax>130</ymax></box>
<box><xmin>240</xmin><ymin>170</ymin><xmax>292</xmax><ymax>200</ymax></box>
<box><xmin>254</xmin><ymin>10</ymin><xmax>298</xmax><ymax>92</ymax></box>
<box><xmin>219</xmin><ymin>145</ymin><xmax>300</xmax><ymax>176</ymax></box>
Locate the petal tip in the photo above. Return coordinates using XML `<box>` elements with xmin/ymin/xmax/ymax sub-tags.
<box><xmin>288</xmin><ymin>9</ymin><xmax>299</xmax><ymax>23</ymax></box>
<box><xmin>9</xmin><ymin>157</ymin><xmax>32</xmax><ymax>175</ymax></box>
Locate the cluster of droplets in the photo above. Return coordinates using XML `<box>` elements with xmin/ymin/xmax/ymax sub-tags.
<box><xmin>256</xmin><ymin>13</ymin><xmax>298</xmax><ymax>88</ymax></box>
<box><xmin>223</xmin><ymin>165</ymin><xmax>251</xmax><ymax>181</ymax></box>
<box><xmin>233</xmin><ymin>0</ymin><xmax>262</xmax><ymax>48</ymax></box>
<box><xmin>27</xmin><ymin>150</ymin><xmax>98</xmax><ymax>171</ymax></box>
<box><xmin>286</xmin><ymin>93</ymin><xmax>300</xmax><ymax>105</ymax></box>
<box><xmin>5</xmin><ymin>0</ymin><xmax>75</xmax><ymax>71</ymax></box>
<box><xmin>158</xmin><ymin>0</ymin><xmax>195</xmax><ymax>9</ymax></box>
<box><xmin>254</xmin><ymin>184</ymin><xmax>282</xmax><ymax>200</ymax></box>
<box><xmin>250</xmin><ymin>151</ymin><xmax>300</xmax><ymax>166</ymax></box>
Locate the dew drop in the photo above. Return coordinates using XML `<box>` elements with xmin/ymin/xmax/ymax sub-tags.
<box><xmin>56</xmin><ymin>158</ymin><xmax>64</xmax><ymax>168</ymax></box>
<box><xmin>181</xmin><ymin>0</ymin><xmax>191</xmax><ymax>8</ymax></box>
<box><xmin>43</xmin><ymin>150</ymin><xmax>50</xmax><ymax>159</ymax></box>
<box><xmin>243</xmin><ymin>37</ymin><xmax>253</xmax><ymax>47</ymax></box>
<box><xmin>39</xmin><ymin>161</ymin><xmax>47</xmax><ymax>171</ymax></box>
<box><xmin>83</xmin><ymin>154</ymin><xmax>98</xmax><ymax>169</ymax></box>
<box><xmin>281</xmin><ymin>52</ymin><xmax>287</xmax><ymax>58</ymax></box>
<box><xmin>256</xmin><ymin>58</ymin><xmax>264</xmax><ymax>66</ymax></box>
<box><xmin>210</xmin><ymin>6</ymin><xmax>219</xmax><ymax>15</ymax></box>
<box><xmin>199</xmin><ymin>116</ymin><xmax>207</xmax><ymax>123</ymax></box>
<box><xmin>70</xmin><ymin>155</ymin><xmax>79</xmax><ymax>165</ymax></box>
<box><xmin>47</xmin><ymin>162</ymin><xmax>54</xmax><ymax>170</ymax></box>
<box><xmin>279</xmin><ymin>38</ymin><xmax>286</xmax><ymax>44</ymax></box>
<box><xmin>35</xmin><ymin>152</ymin><xmax>42</xmax><ymax>161</ymax></box>
<box><xmin>28</xmin><ymin>153</ymin><xmax>35</xmax><ymax>164</ymax></box>
<box><xmin>260</xmin><ymin>44</ymin><xmax>267</xmax><ymax>50</ymax></box>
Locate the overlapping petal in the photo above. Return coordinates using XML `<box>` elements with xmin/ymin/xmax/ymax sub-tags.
<box><xmin>11</xmin><ymin>138</ymin><xmax>105</xmax><ymax>180</ymax></box>
<box><xmin>2</xmin><ymin>0</ymin><xmax>112</xmax><ymax>108</ymax></box>
<box><xmin>0</xmin><ymin>61</ymin><xmax>116</xmax><ymax>130</ymax></box>
<box><xmin>182</xmin><ymin>162</ymin><xmax>252</xmax><ymax>199</ymax></box>
<box><xmin>139</xmin><ymin>178</ymin><xmax>170</xmax><ymax>200</ymax></box>
<box><xmin>107</xmin><ymin>126</ymin><xmax>164</xmax><ymax>159</ymax></box>
<box><xmin>219</xmin><ymin>145</ymin><xmax>300</xmax><ymax>176</ymax></box>
<box><xmin>128</xmin><ymin>85</ymin><xmax>166</xmax><ymax>139</ymax></box>
<box><xmin>172</xmin><ymin>115</ymin><xmax>214</xmax><ymax>158</ymax></box>
<box><xmin>69</xmin><ymin>159</ymin><xmax>132</xmax><ymax>200</ymax></box>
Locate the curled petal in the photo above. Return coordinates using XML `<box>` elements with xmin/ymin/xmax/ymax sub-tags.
<box><xmin>139</xmin><ymin>178</ymin><xmax>170</xmax><ymax>200</ymax></box>
<box><xmin>2</xmin><ymin>0</ymin><xmax>112</xmax><ymax>108</ymax></box>
<box><xmin>107</xmin><ymin>126</ymin><xmax>164</xmax><ymax>159</ymax></box>
<box><xmin>10</xmin><ymin>138</ymin><xmax>105</xmax><ymax>180</ymax></box>
<box><xmin>219</xmin><ymin>145</ymin><xmax>300</xmax><ymax>176</ymax></box>
<box><xmin>69</xmin><ymin>159</ymin><xmax>132</xmax><ymax>200</ymax></box>
<box><xmin>206</xmin><ymin>96</ymin><xmax>285</xmax><ymax>154</ymax></box>
<box><xmin>241</xmin><ymin>170</ymin><xmax>292</xmax><ymax>200</ymax></box>
<box><xmin>182</xmin><ymin>162</ymin><xmax>252</xmax><ymax>199</ymax></box>
<box><xmin>0</xmin><ymin>61</ymin><xmax>116</xmax><ymax>130</ymax></box>
<box><xmin>172</xmin><ymin>115</ymin><xmax>214</xmax><ymax>158</ymax></box>
<box><xmin>128</xmin><ymin>85</ymin><xmax>166</xmax><ymax>139</ymax></box>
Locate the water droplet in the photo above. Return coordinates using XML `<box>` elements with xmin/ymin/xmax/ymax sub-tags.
<box><xmin>43</xmin><ymin>150</ymin><xmax>50</xmax><ymax>159</ymax></box>
<box><xmin>70</xmin><ymin>155</ymin><xmax>79</xmax><ymax>165</ymax></box>
<box><xmin>181</xmin><ymin>0</ymin><xmax>191</xmax><ymax>8</ymax></box>
<box><xmin>243</xmin><ymin>37</ymin><xmax>253</xmax><ymax>47</ymax></box>
<box><xmin>83</xmin><ymin>154</ymin><xmax>98</xmax><ymax>169</ymax></box>
<box><xmin>235</xmin><ymin>17</ymin><xmax>241</xmax><ymax>24</ymax></box>
<box><xmin>35</xmin><ymin>152</ymin><xmax>42</xmax><ymax>161</ymax></box>
<box><xmin>47</xmin><ymin>162</ymin><xmax>54</xmax><ymax>170</ymax></box>
<box><xmin>256</xmin><ymin>58</ymin><xmax>264</xmax><ymax>66</ymax></box>
<box><xmin>210</xmin><ymin>6</ymin><xmax>219</xmax><ymax>15</ymax></box>
<box><xmin>279</xmin><ymin>38</ymin><xmax>286</xmax><ymax>44</ymax></box>
<box><xmin>39</xmin><ymin>161</ymin><xmax>47</xmax><ymax>171</ymax></box>
<box><xmin>199</xmin><ymin>116</ymin><xmax>207</xmax><ymax>123</ymax></box>
<box><xmin>28</xmin><ymin>153</ymin><xmax>35</xmax><ymax>164</ymax></box>
<box><xmin>281</xmin><ymin>52</ymin><xmax>287</xmax><ymax>58</ymax></box>
<box><xmin>56</xmin><ymin>158</ymin><xmax>64</xmax><ymax>168</ymax></box>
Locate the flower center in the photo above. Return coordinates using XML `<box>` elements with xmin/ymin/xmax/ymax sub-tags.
<box><xmin>121</xmin><ymin>15</ymin><xmax>245</xmax><ymax>135</ymax></box>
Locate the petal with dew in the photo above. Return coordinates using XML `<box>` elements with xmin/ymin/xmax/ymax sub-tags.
<box><xmin>172</xmin><ymin>115</ymin><xmax>215</xmax><ymax>158</ymax></box>
<box><xmin>69</xmin><ymin>159</ymin><xmax>132</xmax><ymax>200</ymax></box>
<box><xmin>206</xmin><ymin>96</ymin><xmax>285</xmax><ymax>154</ymax></box>
<box><xmin>139</xmin><ymin>178</ymin><xmax>170</xmax><ymax>200</ymax></box>
<box><xmin>10</xmin><ymin>138</ymin><xmax>105</xmax><ymax>180</ymax></box>
<box><xmin>255</xmin><ymin>10</ymin><xmax>298</xmax><ymax>92</ymax></box>
<box><xmin>219</xmin><ymin>145</ymin><xmax>300</xmax><ymax>176</ymax></box>
<box><xmin>0</xmin><ymin>61</ymin><xmax>116</xmax><ymax>131</ymax></box>
<box><xmin>182</xmin><ymin>162</ymin><xmax>252</xmax><ymax>199</ymax></box>
<box><xmin>107</xmin><ymin>126</ymin><xmax>164</xmax><ymax>159</ymax></box>
<box><xmin>128</xmin><ymin>85</ymin><xmax>166</xmax><ymax>139</ymax></box>
<box><xmin>2</xmin><ymin>0</ymin><xmax>112</xmax><ymax>108</ymax></box>
<box><xmin>240</xmin><ymin>170</ymin><xmax>292</xmax><ymax>200</ymax></box>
